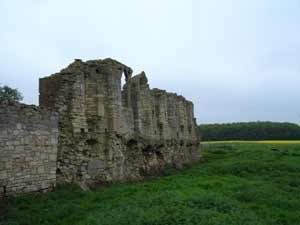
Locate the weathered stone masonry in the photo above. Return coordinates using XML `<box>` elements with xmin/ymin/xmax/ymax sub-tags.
<box><xmin>40</xmin><ymin>58</ymin><xmax>200</xmax><ymax>185</ymax></box>
<box><xmin>0</xmin><ymin>58</ymin><xmax>200</xmax><ymax>196</ymax></box>
<box><xmin>0</xmin><ymin>104</ymin><xmax>58</xmax><ymax>197</ymax></box>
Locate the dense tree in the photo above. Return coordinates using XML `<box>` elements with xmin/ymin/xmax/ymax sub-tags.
<box><xmin>199</xmin><ymin>122</ymin><xmax>300</xmax><ymax>141</ymax></box>
<box><xmin>0</xmin><ymin>85</ymin><xmax>23</xmax><ymax>104</ymax></box>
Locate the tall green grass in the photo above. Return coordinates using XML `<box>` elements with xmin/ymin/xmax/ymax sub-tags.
<box><xmin>1</xmin><ymin>142</ymin><xmax>300</xmax><ymax>225</ymax></box>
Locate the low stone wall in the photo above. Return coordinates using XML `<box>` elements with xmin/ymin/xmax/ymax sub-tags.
<box><xmin>0</xmin><ymin>103</ymin><xmax>58</xmax><ymax>196</ymax></box>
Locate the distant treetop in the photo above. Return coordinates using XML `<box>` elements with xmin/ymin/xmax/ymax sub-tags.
<box><xmin>0</xmin><ymin>85</ymin><xmax>23</xmax><ymax>104</ymax></box>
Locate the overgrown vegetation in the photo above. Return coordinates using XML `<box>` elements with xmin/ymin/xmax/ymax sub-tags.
<box><xmin>199</xmin><ymin>122</ymin><xmax>300</xmax><ymax>141</ymax></box>
<box><xmin>0</xmin><ymin>85</ymin><xmax>23</xmax><ymax>104</ymax></box>
<box><xmin>2</xmin><ymin>142</ymin><xmax>300</xmax><ymax>225</ymax></box>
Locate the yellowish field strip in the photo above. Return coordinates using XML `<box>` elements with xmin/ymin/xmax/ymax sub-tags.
<box><xmin>201</xmin><ymin>140</ymin><xmax>300</xmax><ymax>144</ymax></box>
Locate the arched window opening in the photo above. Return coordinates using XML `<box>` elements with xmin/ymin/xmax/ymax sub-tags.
<box><xmin>121</xmin><ymin>72</ymin><xmax>126</xmax><ymax>91</ymax></box>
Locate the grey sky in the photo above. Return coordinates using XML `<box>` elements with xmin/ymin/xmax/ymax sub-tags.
<box><xmin>1</xmin><ymin>0</ymin><xmax>300</xmax><ymax>124</ymax></box>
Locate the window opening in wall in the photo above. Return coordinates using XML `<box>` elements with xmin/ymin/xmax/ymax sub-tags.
<box><xmin>121</xmin><ymin>72</ymin><xmax>126</xmax><ymax>91</ymax></box>
<box><xmin>188</xmin><ymin>125</ymin><xmax>192</xmax><ymax>134</ymax></box>
<box><xmin>158</xmin><ymin>123</ymin><xmax>163</xmax><ymax>136</ymax></box>
<box><xmin>180</xmin><ymin>125</ymin><xmax>184</xmax><ymax>133</ymax></box>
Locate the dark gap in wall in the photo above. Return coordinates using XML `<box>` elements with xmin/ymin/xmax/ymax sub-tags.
<box><xmin>188</xmin><ymin>125</ymin><xmax>192</xmax><ymax>134</ymax></box>
<box><xmin>126</xmin><ymin>139</ymin><xmax>138</xmax><ymax>148</ymax></box>
<box><xmin>158</xmin><ymin>123</ymin><xmax>163</xmax><ymax>136</ymax></box>
<box><xmin>86</xmin><ymin>139</ymin><xmax>98</xmax><ymax>146</ymax></box>
<box><xmin>180</xmin><ymin>125</ymin><xmax>184</xmax><ymax>133</ymax></box>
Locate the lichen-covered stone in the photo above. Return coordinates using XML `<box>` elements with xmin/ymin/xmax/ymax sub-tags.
<box><xmin>40</xmin><ymin>58</ymin><xmax>200</xmax><ymax>185</ymax></box>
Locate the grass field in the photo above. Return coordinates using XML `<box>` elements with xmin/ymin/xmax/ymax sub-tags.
<box><xmin>1</xmin><ymin>141</ymin><xmax>300</xmax><ymax>225</ymax></box>
<box><xmin>202</xmin><ymin>140</ymin><xmax>300</xmax><ymax>144</ymax></box>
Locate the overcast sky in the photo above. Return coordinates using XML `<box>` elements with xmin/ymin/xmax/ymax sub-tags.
<box><xmin>1</xmin><ymin>0</ymin><xmax>300</xmax><ymax>124</ymax></box>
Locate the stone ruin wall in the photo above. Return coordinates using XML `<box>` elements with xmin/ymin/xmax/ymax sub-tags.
<box><xmin>39</xmin><ymin>58</ymin><xmax>200</xmax><ymax>185</ymax></box>
<box><xmin>0</xmin><ymin>104</ymin><xmax>58</xmax><ymax>197</ymax></box>
<box><xmin>0</xmin><ymin>58</ymin><xmax>200</xmax><ymax>196</ymax></box>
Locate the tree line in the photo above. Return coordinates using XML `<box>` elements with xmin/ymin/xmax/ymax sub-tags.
<box><xmin>199</xmin><ymin>121</ymin><xmax>300</xmax><ymax>141</ymax></box>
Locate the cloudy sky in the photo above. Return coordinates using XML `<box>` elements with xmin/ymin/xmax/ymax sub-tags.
<box><xmin>1</xmin><ymin>0</ymin><xmax>300</xmax><ymax>124</ymax></box>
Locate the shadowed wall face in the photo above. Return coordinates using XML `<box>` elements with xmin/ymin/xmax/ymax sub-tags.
<box><xmin>39</xmin><ymin>58</ymin><xmax>200</xmax><ymax>185</ymax></box>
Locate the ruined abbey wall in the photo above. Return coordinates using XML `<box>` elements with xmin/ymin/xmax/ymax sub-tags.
<box><xmin>0</xmin><ymin>58</ymin><xmax>200</xmax><ymax>196</ymax></box>
<box><xmin>0</xmin><ymin>104</ymin><xmax>58</xmax><ymax>196</ymax></box>
<box><xmin>39</xmin><ymin>58</ymin><xmax>200</xmax><ymax>185</ymax></box>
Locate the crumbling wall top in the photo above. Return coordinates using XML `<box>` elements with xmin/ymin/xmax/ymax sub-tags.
<box><xmin>51</xmin><ymin>58</ymin><xmax>133</xmax><ymax>81</ymax></box>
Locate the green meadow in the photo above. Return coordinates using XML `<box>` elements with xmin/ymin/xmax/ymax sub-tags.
<box><xmin>1</xmin><ymin>141</ymin><xmax>300</xmax><ymax>225</ymax></box>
